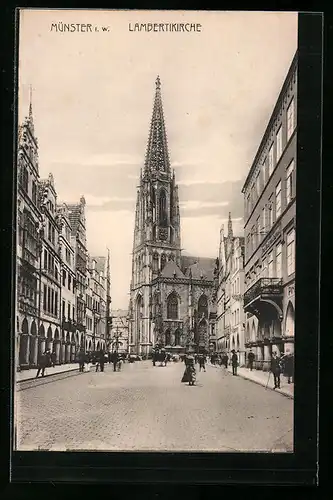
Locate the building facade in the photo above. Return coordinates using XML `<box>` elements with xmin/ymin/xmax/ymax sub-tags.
<box><xmin>85</xmin><ymin>256</ymin><xmax>108</xmax><ymax>352</ymax></box>
<box><xmin>216</xmin><ymin>215</ymin><xmax>245</xmax><ymax>365</ymax></box>
<box><xmin>57</xmin><ymin>202</ymin><xmax>77</xmax><ymax>363</ymax></box>
<box><xmin>110</xmin><ymin>309</ymin><xmax>129</xmax><ymax>354</ymax></box>
<box><xmin>242</xmin><ymin>53</ymin><xmax>297</xmax><ymax>370</ymax></box>
<box><xmin>39</xmin><ymin>174</ymin><xmax>62</xmax><ymax>360</ymax></box>
<box><xmin>16</xmin><ymin>100</ymin><xmax>43</xmax><ymax>369</ymax></box>
<box><xmin>128</xmin><ymin>77</ymin><xmax>217</xmax><ymax>356</ymax></box>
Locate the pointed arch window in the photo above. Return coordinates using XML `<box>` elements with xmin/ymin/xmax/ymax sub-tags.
<box><xmin>167</xmin><ymin>292</ymin><xmax>178</xmax><ymax>320</ymax></box>
<box><xmin>165</xmin><ymin>329</ymin><xmax>171</xmax><ymax>346</ymax></box>
<box><xmin>198</xmin><ymin>294</ymin><xmax>208</xmax><ymax>319</ymax></box>
<box><xmin>160</xmin><ymin>253</ymin><xmax>167</xmax><ymax>271</ymax></box>
<box><xmin>152</xmin><ymin>252</ymin><xmax>159</xmax><ymax>272</ymax></box>
<box><xmin>174</xmin><ymin>329</ymin><xmax>181</xmax><ymax>346</ymax></box>
<box><xmin>159</xmin><ymin>189</ymin><xmax>167</xmax><ymax>227</ymax></box>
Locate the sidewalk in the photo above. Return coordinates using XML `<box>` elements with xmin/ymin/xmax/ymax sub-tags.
<box><xmin>208</xmin><ymin>363</ymin><xmax>294</xmax><ymax>399</ymax></box>
<box><xmin>16</xmin><ymin>363</ymin><xmax>79</xmax><ymax>382</ymax></box>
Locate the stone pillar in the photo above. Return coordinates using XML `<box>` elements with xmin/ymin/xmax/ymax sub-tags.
<box><xmin>71</xmin><ymin>344</ymin><xmax>76</xmax><ymax>361</ymax></box>
<box><xmin>61</xmin><ymin>343</ymin><xmax>66</xmax><ymax>364</ymax></box>
<box><xmin>54</xmin><ymin>341</ymin><xmax>61</xmax><ymax>364</ymax></box>
<box><xmin>39</xmin><ymin>338</ymin><xmax>46</xmax><ymax>358</ymax></box>
<box><xmin>29</xmin><ymin>336</ymin><xmax>38</xmax><ymax>367</ymax></box>
<box><xmin>19</xmin><ymin>334</ymin><xmax>30</xmax><ymax>369</ymax></box>
<box><xmin>66</xmin><ymin>343</ymin><xmax>71</xmax><ymax>363</ymax></box>
<box><xmin>263</xmin><ymin>344</ymin><xmax>271</xmax><ymax>371</ymax></box>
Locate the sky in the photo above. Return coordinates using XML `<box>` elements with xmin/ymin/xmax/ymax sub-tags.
<box><xmin>18</xmin><ymin>9</ymin><xmax>298</xmax><ymax>309</ymax></box>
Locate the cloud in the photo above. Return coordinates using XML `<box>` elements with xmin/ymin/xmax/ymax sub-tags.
<box><xmin>51</xmin><ymin>153</ymin><xmax>143</xmax><ymax>168</ymax></box>
<box><xmin>180</xmin><ymin>200</ymin><xmax>229</xmax><ymax>210</ymax></box>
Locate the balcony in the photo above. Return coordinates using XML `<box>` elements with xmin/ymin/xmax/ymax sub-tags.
<box><xmin>244</xmin><ymin>278</ymin><xmax>283</xmax><ymax>319</ymax></box>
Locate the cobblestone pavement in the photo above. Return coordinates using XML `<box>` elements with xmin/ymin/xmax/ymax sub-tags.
<box><xmin>15</xmin><ymin>361</ymin><xmax>293</xmax><ymax>452</ymax></box>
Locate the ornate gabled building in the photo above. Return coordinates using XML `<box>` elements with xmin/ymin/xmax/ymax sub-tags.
<box><xmin>16</xmin><ymin>95</ymin><xmax>44</xmax><ymax>369</ymax></box>
<box><xmin>216</xmin><ymin>213</ymin><xmax>246</xmax><ymax>365</ymax></box>
<box><xmin>128</xmin><ymin>77</ymin><xmax>217</xmax><ymax>356</ymax></box>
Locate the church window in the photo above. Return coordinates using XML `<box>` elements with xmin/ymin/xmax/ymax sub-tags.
<box><xmin>160</xmin><ymin>253</ymin><xmax>167</xmax><ymax>271</ymax></box>
<box><xmin>165</xmin><ymin>329</ymin><xmax>171</xmax><ymax>345</ymax></box>
<box><xmin>159</xmin><ymin>189</ymin><xmax>167</xmax><ymax>227</ymax></box>
<box><xmin>174</xmin><ymin>329</ymin><xmax>181</xmax><ymax>345</ymax></box>
<box><xmin>152</xmin><ymin>253</ymin><xmax>159</xmax><ymax>272</ymax></box>
<box><xmin>198</xmin><ymin>294</ymin><xmax>208</xmax><ymax>319</ymax></box>
<box><xmin>167</xmin><ymin>292</ymin><xmax>178</xmax><ymax>320</ymax></box>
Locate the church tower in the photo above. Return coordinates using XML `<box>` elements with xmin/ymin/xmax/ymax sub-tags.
<box><xmin>129</xmin><ymin>76</ymin><xmax>181</xmax><ymax>356</ymax></box>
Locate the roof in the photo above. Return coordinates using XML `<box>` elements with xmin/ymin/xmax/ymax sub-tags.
<box><xmin>112</xmin><ymin>309</ymin><xmax>128</xmax><ymax>318</ymax></box>
<box><xmin>92</xmin><ymin>256</ymin><xmax>106</xmax><ymax>275</ymax></box>
<box><xmin>160</xmin><ymin>260</ymin><xmax>185</xmax><ymax>279</ymax></box>
<box><xmin>67</xmin><ymin>204</ymin><xmax>81</xmax><ymax>233</ymax></box>
<box><xmin>181</xmin><ymin>256</ymin><xmax>216</xmax><ymax>281</ymax></box>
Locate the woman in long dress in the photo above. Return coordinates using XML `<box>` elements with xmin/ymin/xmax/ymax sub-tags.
<box><xmin>181</xmin><ymin>353</ymin><xmax>196</xmax><ymax>385</ymax></box>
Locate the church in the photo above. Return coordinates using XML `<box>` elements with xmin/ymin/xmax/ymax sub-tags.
<box><xmin>128</xmin><ymin>77</ymin><xmax>218</xmax><ymax>357</ymax></box>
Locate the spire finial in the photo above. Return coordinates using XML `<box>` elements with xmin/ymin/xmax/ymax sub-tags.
<box><xmin>228</xmin><ymin>212</ymin><xmax>233</xmax><ymax>238</ymax></box>
<box><xmin>155</xmin><ymin>75</ymin><xmax>161</xmax><ymax>90</ymax></box>
<box><xmin>29</xmin><ymin>84</ymin><xmax>33</xmax><ymax>120</ymax></box>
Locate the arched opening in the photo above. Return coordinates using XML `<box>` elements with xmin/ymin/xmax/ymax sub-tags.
<box><xmin>246</xmin><ymin>323</ymin><xmax>250</xmax><ymax>343</ymax></box>
<box><xmin>136</xmin><ymin>294</ymin><xmax>143</xmax><ymax>346</ymax></box>
<box><xmin>54</xmin><ymin>328</ymin><xmax>60</xmax><ymax>340</ymax></box>
<box><xmin>285</xmin><ymin>301</ymin><xmax>295</xmax><ymax>337</ymax></box>
<box><xmin>88</xmin><ymin>340</ymin><xmax>92</xmax><ymax>351</ymax></box>
<box><xmin>19</xmin><ymin>318</ymin><xmax>29</xmax><ymax>367</ymax></box>
<box><xmin>39</xmin><ymin>324</ymin><xmax>45</xmax><ymax>337</ymax></box>
<box><xmin>167</xmin><ymin>292</ymin><xmax>178</xmax><ymax>320</ymax></box>
<box><xmin>47</xmin><ymin>326</ymin><xmax>52</xmax><ymax>341</ymax></box>
<box><xmin>29</xmin><ymin>320</ymin><xmax>38</xmax><ymax>366</ymax></box>
<box><xmin>236</xmin><ymin>334</ymin><xmax>240</xmax><ymax>349</ymax></box>
<box><xmin>96</xmin><ymin>341</ymin><xmax>100</xmax><ymax>351</ymax></box>
<box><xmin>198</xmin><ymin>294</ymin><xmax>208</xmax><ymax>319</ymax></box>
<box><xmin>165</xmin><ymin>329</ymin><xmax>171</xmax><ymax>346</ymax></box>
<box><xmin>251</xmin><ymin>322</ymin><xmax>256</xmax><ymax>342</ymax></box>
<box><xmin>159</xmin><ymin>189</ymin><xmax>167</xmax><ymax>227</ymax></box>
<box><xmin>31</xmin><ymin>321</ymin><xmax>37</xmax><ymax>336</ymax></box>
<box><xmin>174</xmin><ymin>329</ymin><xmax>181</xmax><ymax>346</ymax></box>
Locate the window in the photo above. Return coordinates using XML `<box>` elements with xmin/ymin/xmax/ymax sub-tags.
<box><xmin>62</xmin><ymin>299</ymin><xmax>65</xmax><ymax>319</ymax></box>
<box><xmin>66</xmin><ymin>248</ymin><xmax>70</xmax><ymax>264</ymax></box>
<box><xmin>276</xmin><ymin>126</ymin><xmax>283</xmax><ymax>162</ymax></box>
<box><xmin>20</xmin><ymin>167</ymin><xmax>29</xmax><ymax>193</ymax></box>
<box><xmin>246</xmin><ymin>194</ymin><xmax>250</xmax><ymax>217</ymax></box>
<box><xmin>256</xmin><ymin>216</ymin><xmax>261</xmax><ymax>245</ymax></box>
<box><xmin>268</xmin><ymin>144</ymin><xmax>274</xmax><ymax>177</ymax></box>
<box><xmin>287</xmin><ymin>98</ymin><xmax>295</xmax><ymax>141</ymax></box>
<box><xmin>262</xmin><ymin>158</ymin><xmax>267</xmax><ymax>186</ymax></box>
<box><xmin>286</xmin><ymin>160</ymin><xmax>294</xmax><ymax>205</ymax></box>
<box><xmin>47</xmin><ymin>287</ymin><xmax>51</xmax><ymax>313</ymax></box>
<box><xmin>160</xmin><ymin>254</ymin><xmax>167</xmax><ymax>271</ymax></box>
<box><xmin>276</xmin><ymin>243</ymin><xmax>282</xmax><ymax>278</ymax></box>
<box><xmin>167</xmin><ymin>293</ymin><xmax>178</xmax><ymax>319</ymax></box>
<box><xmin>62</xmin><ymin>269</ymin><xmax>66</xmax><ymax>286</ymax></box>
<box><xmin>256</xmin><ymin>172</ymin><xmax>260</xmax><ymax>197</ymax></box>
<box><xmin>165</xmin><ymin>330</ymin><xmax>171</xmax><ymax>346</ymax></box>
<box><xmin>55</xmin><ymin>292</ymin><xmax>58</xmax><ymax>316</ymax></box>
<box><xmin>174</xmin><ymin>330</ymin><xmax>181</xmax><ymax>345</ymax></box>
<box><xmin>67</xmin><ymin>303</ymin><xmax>71</xmax><ymax>321</ymax></box>
<box><xmin>43</xmin><ymin>284</ymin><xmax>47</xmax><ymax>312</ymax></box>
<box><xmin>68</xmin><ymin>273</ymin><xmax>71</xmax><ymax>291</ymax></box>
<box><xmin>262</xmin><ymin>259</ymin><xmax>267</xmax><ymax>278</ymax></box>
<box><xmin>287</xmin><ymin>229</ymin><xmax>295</xmax><ymax>275</ymax></box>
<box><xmin>72</xmin><ymin>306</ymin><xmax>75</xmax><ymax>320</ymax></box>
<box><xmin>198</xmin><ymin>294</ymin><xmax>208</xmax><ymax>318</ymax></box>
<box><xmin>159</xmin><ymin>189</ymin><xmax>167</xmax><ymax>227</ymax></box>
<box><xmin>152</xmin><ymin>253</ymin><xmax>159</xmax><ymax>272</ymax></box>
<box><xmin>269</xmin><ymin>197</ymin><xmax>274</xmax><ymax>228</ymax></box>
<box><xmin>32</xmin><ymin>181</ymin><xmax>37</xmax><ymax>205</ymax></box>
<box><xmin>44</xmin><ymin>249</ymin><xmax>48</xmax><ymax>270</ymax></box>
<box><xmin>268</xmin><ymin>252</ymin><xmax>274</xmax><ymax>278</ymax></box>
<box><xmin>275</xmin><ymin>181</ymin><xmax>282</xmax><ymax>219</ymax></box>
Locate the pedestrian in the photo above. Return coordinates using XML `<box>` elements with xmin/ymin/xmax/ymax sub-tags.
<box><xmin>248</xmin><ymin>350</ymin><xmax>255</xmax><ymax>371</ymax></box>
<box><xmin>198</xmin><ymin>354</ymin><xmax>206</xmax><ymax>372</ymax></box>
<box><xmin>281</xmin><ymin>349</ymin><xmax>294</xmax><ymax>384</ymax></box>
<box><xmin>99</xmin><ymin>349</ymin><xmax>105</xmax><ymax>372</ymax></box>
<box><xmin>36</xmin><ymin>349</ymin><xmax>50</xmax><ymax>378</ymax></box>
<box><xmin>182</xmin><ymin>351</ymin><xmax>196</xmax><ymax>386</ymax></box>
<box><xmin>270</xmin><ymin>351</ymin><xmax>282</xmax><ymax>389</ymax></box>
<box><xmin>223</xmin><ymin>352</ymin><xmax>228</xmax><ymax>369</ymax></box>
<box><xmin>231</xmin><ymin>349</ymin><xmax>238</xmax><ymax>376</ymax></box>
<box><xmin>77</xmin><ymin>349</ymin><xmax>85</xmax><ymax>372</ymax></box>
<box><xmin>111</xmin><ymin>350</ymin><xmax>118</xmax><ymax>372</ymax></box>
<box><xmin>85</xmin><ymin>352</ymin><xmax>91</xmax><ymax>372</ymax></box>
<box><xmin>51</xmin><ymin>351</ymin><xmax>56</xmax><ymax>368</ymax></box>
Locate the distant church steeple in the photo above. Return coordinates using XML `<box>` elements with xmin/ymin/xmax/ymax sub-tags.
<box><xmin>228</xmin><ymin>212</ymin><xmax>233</xmax><ymax>239</ymax></box>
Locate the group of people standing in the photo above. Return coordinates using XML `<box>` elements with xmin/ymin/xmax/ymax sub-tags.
<box><xmin>270</xmin><ymin>350</ymin><xmax>294</xmax><ymax>389</ymax></box>
<box><xmin>152</xmin><ymin>349</ymin><xmax>171</xmax><ymax>367</ymax></box>
<box><xmin>77</xmin><ymin>349</ymin><xmax>126</xmax><ymax>373</ymax></box>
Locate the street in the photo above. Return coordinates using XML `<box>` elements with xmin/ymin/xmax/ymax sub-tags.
<box><xmin>16</xmin><ymin>360</ymin><xmax>293</xmax><ymax>452</ymax></box>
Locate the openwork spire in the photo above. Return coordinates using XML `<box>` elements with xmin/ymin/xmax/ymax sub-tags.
<box><xmin>228</xmin><ymin>212</ymin><xmax>233</xmax><ymax>239</ymax></box>
<box><xmin>144</xmin><ymin>76</ymin><xmax>170</xmax><ymax>173</ymax></box>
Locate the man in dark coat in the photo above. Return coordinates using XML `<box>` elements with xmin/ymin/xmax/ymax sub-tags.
<box><xmin>198</xmin><ymin>354</ymin><xmax>206</xmax><ymax>372</ymax></box>
<box><xmin>111</xmin><ymin>351</ymin><xmax>118</xmax><ymax>372</ymax></box>
<box><xmin>231</xmin><ymin>350</ymin><xmax>238</xmax><ymax>375</ymax></box>
<box><xmin>270</xmin><ymin>352</ymin><xmax>282</xmax><ymax>389</ymax></box>
<box><xmin>36</xmin><ymin>350</ymin><xmax>50</xmax><ymax>378</ymax></box>
<box><xmin>51</xmin><ymin>351</ymin><xmax>56</xmax><ymax>368</ymax></box>
<box><xmin>248</xmin><ymin>350</ymin><xmax>255</xmax><ymax>371</ymax></box>
<box><xmin>281</xmin><ymin>350</ymin><xmax>294</xmax><ymax>384</ymax></box>
<box><xmin>77</xmin><ymin>349</ymin><xmax>85</xmax><ymax>372</ymax></box>
<box><xmin>98</xmin><ymin>349</ymin><xmax>105</xmax><ymax>372</ymax></box>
